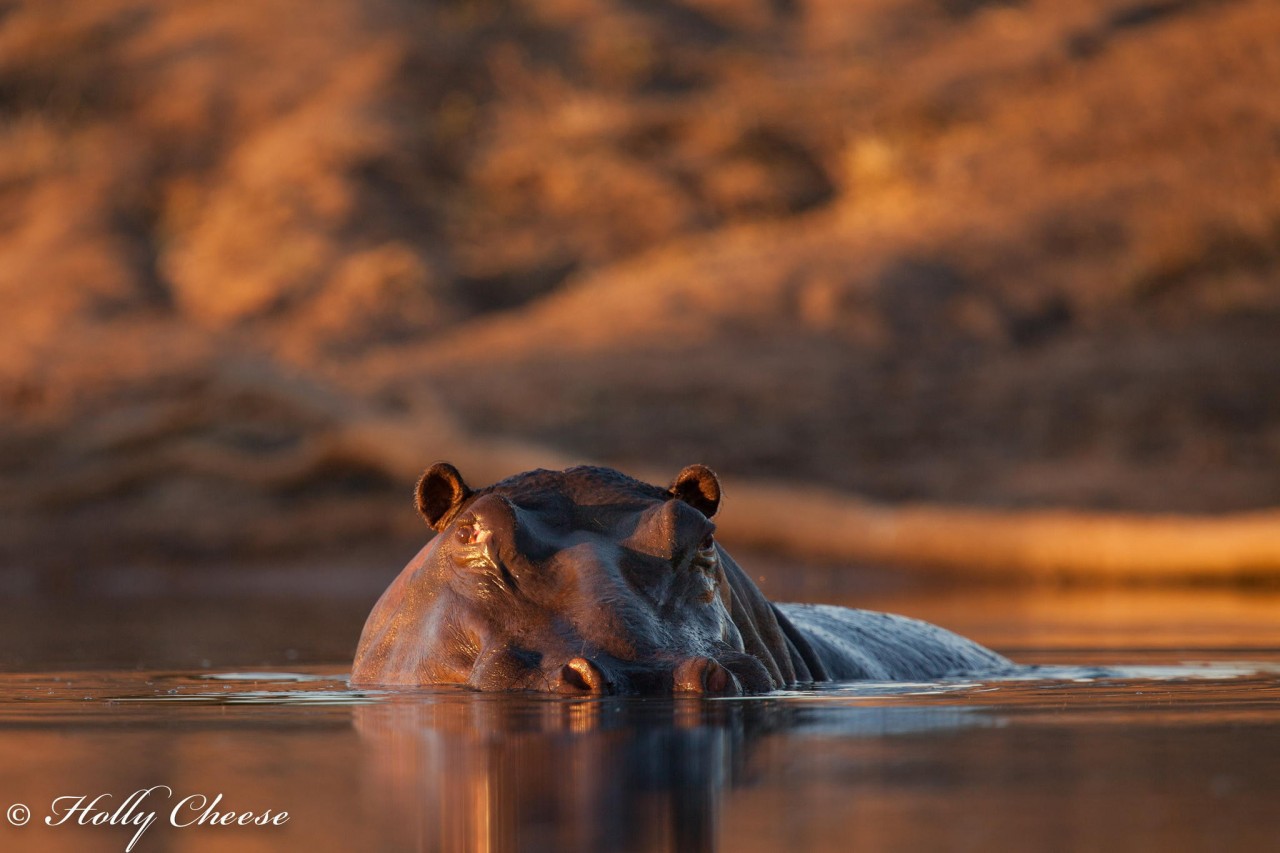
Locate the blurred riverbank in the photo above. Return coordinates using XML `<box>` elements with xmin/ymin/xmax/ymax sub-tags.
<box><xmin>3</xmin><ymin>0</ymin><xmax>1279</xmax><ymax>581</ymax></box>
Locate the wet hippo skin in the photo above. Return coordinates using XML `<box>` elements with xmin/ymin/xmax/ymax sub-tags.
<box><xmin>351</xmin><ymin>464</ymin><xmax>1011</xmax><ymax>694</ymax></box>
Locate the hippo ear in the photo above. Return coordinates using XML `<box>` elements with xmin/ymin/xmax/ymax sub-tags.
<box><xmin>669</xmin><ymin>464</ymin><xmax>721</xmax><ymax>518</ymax></box>
<box><xmin>415</xmin><ymin>462</ymin><xmax>473</xmax><ymax>531</ymax></box>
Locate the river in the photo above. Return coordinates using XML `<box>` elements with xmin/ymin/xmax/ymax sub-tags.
<box><xmin>1</xmin><ymin>554</ymin><xmax>1278</xmax><ymax>851</ymax></box>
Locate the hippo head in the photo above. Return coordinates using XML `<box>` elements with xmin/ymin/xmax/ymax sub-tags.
<box><xmin>352</xmin><ymin>464</ymin><xmax>797</xmax><ymax>695</ymax></box>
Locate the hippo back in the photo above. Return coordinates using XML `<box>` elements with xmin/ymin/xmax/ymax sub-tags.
<box><xmin>775</xmin><ymin>603</ymin><xmax>1012</xmax><ymax>681</ymax></box>
<box><xmin>684</xmin><ymin>546</ymin><xmax>1011</xmax><ymax>684</ymax></box>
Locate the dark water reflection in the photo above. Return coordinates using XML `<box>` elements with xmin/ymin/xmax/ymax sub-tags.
<box><xmin>351</xmin><ymin>688</ymin><xmax>1001</xmax><ymax>852</ymax></box>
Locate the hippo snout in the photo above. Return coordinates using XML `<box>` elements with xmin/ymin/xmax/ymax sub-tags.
<box><xmin>555</xmin><ymin>657</ymin><xmax>614</xmax><ymax>695</ymax></box>
<box><xmin>549</xmin><ymin>656</ymin><xmax>744</xmax><ymax>696</ymax></box>
<box><xmin>673</xmin><ymin>656</ymin><xmax>742</xmax><ymax>696</ymax></box>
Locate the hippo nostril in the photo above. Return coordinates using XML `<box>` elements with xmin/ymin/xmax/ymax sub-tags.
<box><xmin>559</xmin><ymin>657</ymin><xmax>610</xmax><ymax>694</ymax></box>
<box><xmin>673</xmin><ymin>657</ymin><xmax>741</xmax><ymax>696</ymax></box>
<box><xmin>703</xmin><ymin>662</ymin><xmax>732</xmax><ymax>694</ymax></box>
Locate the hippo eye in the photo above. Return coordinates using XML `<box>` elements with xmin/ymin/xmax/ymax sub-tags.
<box><xmin>698</xmin><ymin>533</ymin><xmax>715</xmax><ymax>552</ymax></box>
<box><xmin>456</xmin><ymin>523</ymin><xmax>484</xmax><ymax>546</ymax></box>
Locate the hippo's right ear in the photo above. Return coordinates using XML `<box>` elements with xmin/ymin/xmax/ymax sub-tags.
<box><xmin>415</xmin><ymin>462</ymin><xmax>473</xmax><ymax>531</ymax></box>
<box><xmin>669</xmin><ymin>464</ymin><xmax>721</xmax><ymax>518</ymax></box>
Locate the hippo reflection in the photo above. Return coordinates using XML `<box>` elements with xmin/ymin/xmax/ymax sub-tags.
<box><xmin>352</xmin><ymin>695</ymin><xmax>991</xmax><ymax>853</ymax></box>
<box><xmin>352</xmin><ymin>464</ymin><xmax>1010</xmax><ymax>694</ymax></box>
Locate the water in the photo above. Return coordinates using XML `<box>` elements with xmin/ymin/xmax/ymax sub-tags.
<box><xmin>2</xmin><ymin>561</ymin><xmax>1280</xmax><ymax>851</ymax></box>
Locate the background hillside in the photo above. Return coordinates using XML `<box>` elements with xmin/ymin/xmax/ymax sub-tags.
<box><xmin>3</xmin><ymin>0</ymin><xmax>1279</xmax><ymax>578</ymax></box>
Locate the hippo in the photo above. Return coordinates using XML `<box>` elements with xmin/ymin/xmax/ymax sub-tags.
<box><xmin>352</xmin><ymin>463</ymin><xmax>1011</xmax><ymax>695</ymax></box>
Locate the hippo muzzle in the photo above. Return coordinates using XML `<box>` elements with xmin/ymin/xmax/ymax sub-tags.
<box><xmin>474</xmin><ymin>651</ymin><xmax>760</xmax><ymax>697</ymax></box>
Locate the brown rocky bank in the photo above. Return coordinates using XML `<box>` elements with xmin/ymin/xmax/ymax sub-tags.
<box><xmin>2</xmin><ymin>0</ymin><xmax>1279</xmax><ymax>581</ymax></box>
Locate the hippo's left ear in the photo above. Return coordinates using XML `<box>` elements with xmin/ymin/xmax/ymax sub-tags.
<box><xmin>416</xmin><ymin>462</ymin><xmax>474</xmax><ymax>531</ymax></box>
<box><xmin>669</xmin><ymin>464</ymin><xmax>721</xmax><ymax>518</ymax></box>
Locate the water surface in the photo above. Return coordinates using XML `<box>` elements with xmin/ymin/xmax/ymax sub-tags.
<box><xmin>2</xmin><ymin>562</ymin><xmax>1279</xmax><ymax>851</ymax></box>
